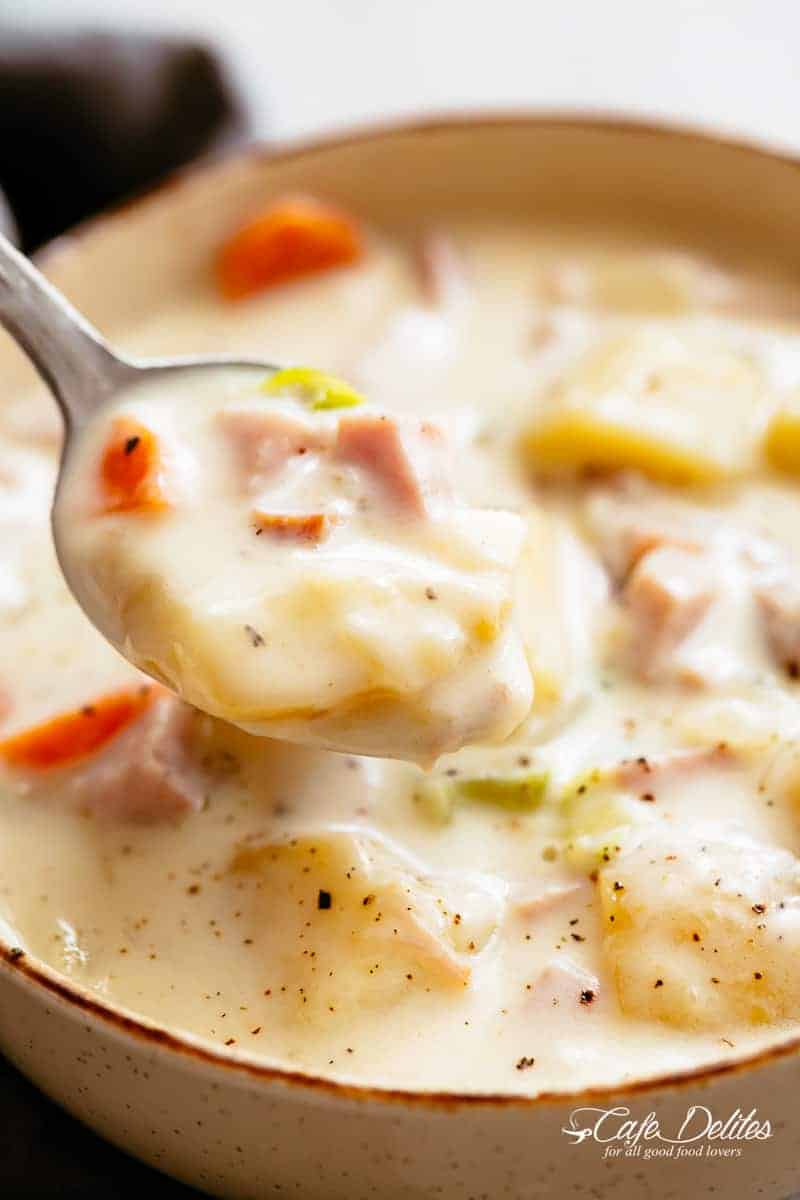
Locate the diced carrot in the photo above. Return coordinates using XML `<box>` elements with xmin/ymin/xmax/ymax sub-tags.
<box><xmin>100</xmin><ymin>417</ymin><xmax>167</xmax><ymax>514</ymax></box>
<box><xmin>0</xmin><ymin>685</ymin><xmax>159</xmax><ymax>770</ymax></box>
<box><xmin>217</xmin><ymin>196</ymin><xmax>363</xmax><ymax>301</ymax></box>
<box><xmin>252</xmin><ymin>510</ymin><xmax>330</xmax><ymax>543</ymax></box>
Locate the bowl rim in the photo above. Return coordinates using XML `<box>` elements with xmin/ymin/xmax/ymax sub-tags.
<box><xmin>6</xmin><ymin>109</ymin><xmax>800</xmax><ymax>1111</ymax></box>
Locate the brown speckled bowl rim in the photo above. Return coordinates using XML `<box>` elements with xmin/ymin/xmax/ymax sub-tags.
<box><xmin>5</xmin><ymin>110</ymin><xmax>800</xmax><ymax>1110</ymax></box>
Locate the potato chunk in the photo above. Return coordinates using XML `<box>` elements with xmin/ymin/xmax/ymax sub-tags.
<box><xmin>765</xmin><ymin>396</ymin><xmax>800</xmax><ymax>475</ymax></box>
<box><xmin>541</xmin><ymin>251</ymin><xmax>729</xmax><ymax>315</ymax></box>
<box><xmin>232</xmin><ymin>828</ymin><xmax>505</xmax><ymax>1024</ymax></box>
<box><xmin>599</xmin><ymin>833</ymin><xmax>800</xmax><ymax>1030</ymax></box>
<box><xmin>522</xmin><ymin>329</ymin><xmax>767</xmax><ymax>485</ymax></box>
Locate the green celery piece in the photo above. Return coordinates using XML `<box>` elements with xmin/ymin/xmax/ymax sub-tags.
<box><xmin>262</xmin><ymin>366</ymin><xmax>365</xmax><ymax>411</ymax></box>
<box><xmin>454</xmin><ymin>772</ymin><xmax>549</xmax><ymax>811</ymax></box>
<box><xmin>415</xmin><ymin>769</ymin><xmax>548</xmax><ymax>824</ymax></box>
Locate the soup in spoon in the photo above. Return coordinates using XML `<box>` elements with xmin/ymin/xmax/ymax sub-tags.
<box><xmin>54</xmin><ymin>364</ymin><xmax>532</xmax><ymax>762</ymax></box>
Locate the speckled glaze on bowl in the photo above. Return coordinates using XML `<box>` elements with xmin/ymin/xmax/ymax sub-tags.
<box><xmin>2</xmin><ymin>116</ymin><xmax>800</xmax><ymax>1199</ymax></box>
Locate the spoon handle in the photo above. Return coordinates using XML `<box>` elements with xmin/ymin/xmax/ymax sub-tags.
<box><xmin>0</xmin><ymin>232</ymin><xmax>125</xmax><ymax>429</ymax></box>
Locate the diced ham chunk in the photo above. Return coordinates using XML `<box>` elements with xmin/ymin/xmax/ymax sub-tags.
<box><xmin>513</xmin><ymin>882</ymin><xmax>586</xmax><ymax>922</ymax></box>
<box><xmin>615</xmin><ymin>744</ymin><xmax>734</xmax><ymax>791</ymax></box>
<box><xmin>414</xmin><ymin>231</ymin><xmax>469</xmax><ymax>310</ymax></box>
<box><xmin>583</xmin><ymin>485</ymin><xmax>703</xmax><ymax>585</ymax></box>
<box><xmin>252</xmin><ymin>510</ymin><xmax>331</xmax><ymax>544</ymax></box>
<box><xmin>64</xmin><ymin>695</ymin><xmax>208</xmax><ymax>823</ymax></box>
<box><xmin>335</xmin><ymin>412</ymin><xmax>452</xmax><ymax>517</ymax></box>
<box><xmin>12</xmin><ymin>695</ymin><xmax>209</xmax><ymax>824</ymax></box>
<box><xmin>219</xmin><ymin>407</ymin><xmax>332</xmax><ymax>494</ymax></box>
<box><xmin>623</xmin><ymin>545</ymin><xmax>714</xmax><ymax>681</ymax></box>
<box><xmin>756</xmin><ymin>577</ymin><xmax>800</xmax><ymax>679</ymax></box>
<box><xmin>526</xmin><ymin>958</ymin><xmax>601</xmax><ymax>1013</ymax></box>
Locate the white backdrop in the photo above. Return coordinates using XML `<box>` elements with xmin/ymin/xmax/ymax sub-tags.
<box><xmin>5</xmin><ymin>0</ymin><xmax>800</xmax><ymax>151</ymax></box>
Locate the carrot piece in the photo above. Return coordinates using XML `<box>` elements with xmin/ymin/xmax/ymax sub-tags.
<box><xmin>217</xmin><ymin>196</ymin><xmax>363</xmax><ymax>300</ymax></box>
<box><xmin>0</xmin><ymin>685</ymin><xmax>159</xmax><ymax>770</ymax></box>
<box><xmin>100</xmin><ymin>417</ymin><xmax>167</xmax><ymax>514</ymax></box>
<box><xmin>252</xmin><ymin>510</ymin><xmax>330</xmax><ymax>543</ymax></box>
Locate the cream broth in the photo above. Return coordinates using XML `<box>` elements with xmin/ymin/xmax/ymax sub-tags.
<box><xmin>3</xmin><ymin>219</ymin><xmax>800</xmax><ymax>1096</ymax></box>
<box><xmin>54</xmin><ymin>369</ymin><xmax>531</xmax><ymax>763</ymax></box>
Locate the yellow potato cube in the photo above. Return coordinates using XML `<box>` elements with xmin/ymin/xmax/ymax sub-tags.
<box><xmin>544</xmin><ymin>251</ymin><xmax>729</xmax><ymax>315</ymax></box>
<box><xmin>522</xmin><ymin>329</ymin><xmax>768</xmax><ymax>485</ymax></box>
<box><xmin>765</xmin><ymin>396</ymin><xmax>800</xmax><ymax>475</ymax></box>
<box><xmin>599</xmin><ymin>833</ymin><xmax>800</xmax><ymax>1030</ymax></box>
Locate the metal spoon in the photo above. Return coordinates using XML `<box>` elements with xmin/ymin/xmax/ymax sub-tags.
<box><xmin>0</xmin><ymin>231</ymin><xmax>278</xmax><ymax>614</ymax></box>
<box><xmin>0</xmin><ymin>232</ymin><xmax>276</xmax><ymax>435</ymax></box>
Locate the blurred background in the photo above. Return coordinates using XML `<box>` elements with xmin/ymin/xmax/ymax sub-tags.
<box><xmin>5</xmin><ymin>0</ymin><xmax>800</xmax><ymax>147</ymax></box>
<box><xmin>1</xmin><ymin>0</ymin><xmax>799</xmax><ymax>1194</ymax></box>
<box><xmin>3</xmin><ymin>0</ymin><xmax>800</xmax><ymax>250</ymax></box>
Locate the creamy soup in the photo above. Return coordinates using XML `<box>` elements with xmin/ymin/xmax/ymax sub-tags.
<box><xmin>3</xmin><ymin>204</ymin><xmax>800</xmax><ymax>1097</ymax></box>
<box><xmin>54</xmin><ymin>367</ymin><xmax>531</xmax><ymax>763</ymax></box>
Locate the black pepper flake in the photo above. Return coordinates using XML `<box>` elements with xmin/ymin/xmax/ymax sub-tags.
<box><xmin>752</xmin><ymin>903</ymin><xmax>766</xmax><ymax>914</ymax></box>
<box><xmin>81</xmin><ymin>705</ymin><xmax>96</xmax><ymax>718</ymax></box>
<box><xmin>123</xmin><ymin>435</ymin><xmax>140</xmax><ymax>456</ymax></box>
<box><xmin>570</xmin><ymin>933</ymin><xmax>585</xmax><ymax>942</ymax></box>
<box><xmin>7</xmin><ymin>947</ymin><xmax>24</xmax><ymax>961</ymax></box>
<box><xmin>515</xmin><ymin>1055</ymin><xmax>535</xmax><ymax>1070</ymax></box>
<box><xmin>244</xmin><ymin>624</ymin><xmax>266</xmax><ymax>648</ymax></box>
<box><xmin>317</xmin><ymin>889</ymin><xmax>332</xmax><ymax>910</ymax></box>
<box><xmin>425</xmin><ymin>587</ymin><xmax>438</xmax><ymax>601</ymax></box>
<box><xmin>754</xmin><ymin>971</ymin><xmax>763</xmax><ymax>980</ymax></box>
<box><xmin>612</xmin><ymin>881</ymin><xmax>624</xmax><ymax>891</ymax></box>
<box><xmin>579</xmin><ymin>989</ymin><xmax>595</xmax><ymax>1005</ymax></box>
<box><xmin>639</xmin><ymin>792</ymin><xmax>656</xmax><ymax>803</ymax></box>
<box><xmin>654</xmin><ymin>979</ymin><xmax>664</xmax><ymax>988</ymax></box>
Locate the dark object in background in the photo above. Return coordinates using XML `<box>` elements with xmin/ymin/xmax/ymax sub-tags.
<box><xmin>0</xmin><ymin>31</ymin><xmax>245</xmax><ymax>1193</ymax></box>
<box><xmin>0</xmin><ymin>31</ymin><xmax>244</xmax><ymax>251</ymax></box>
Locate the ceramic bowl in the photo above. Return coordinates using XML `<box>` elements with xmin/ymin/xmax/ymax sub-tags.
<box><xmin>2</xmin><ymin>116</ymin><xmax>800</xmax><ymax>1199</ymax></box>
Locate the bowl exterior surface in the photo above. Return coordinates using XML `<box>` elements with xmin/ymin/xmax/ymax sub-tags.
<box><xmin>3</xmin><ymin>115</ymin><xmax>800</xmax><ymax>1199</ymax></box>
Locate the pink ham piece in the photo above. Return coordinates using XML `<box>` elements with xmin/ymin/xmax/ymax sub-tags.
<box><xmin>584</xmin><ymin>485</ymin><xmax>704</xmax><ymax>586</ymax></box>
<box><xmin>526</xmin><ymin>958</ymin><xmax>601</xmax><ymax>1013</ymax></box>
<box><xmin>51</xmin><ymin>695</ymin><xmax>207</xmax><ymax>824</ymax></box>
<box><xmin>219</xmin><ymin>407</ymin><xmax>333</xmax><ymax>494</ymax></box>
<box><xmin>414</xmin><ymin>231</ymin><xmax>469</xmax><ymax>309</ymax></box>
<box><xmin>335</xmin><ymin>412</ymin><xmax>452</xmax><ymax>517</ymax></box>
<box><xmin>252</xmin><ymin>510</ymin><xmax>331</xmax><ymax>544</ymax></box>
<box><xmin>615</xmin><ymin>744</ymin><xmax>734</xmax><ymax>792</ymax></box>
<box><xmin>623</xmin><ymin>545</ymin><xmax>715</xmax><ymax>681</ymax></box>
<box><xmin>513</xmin><ymin>882</ymin><xmax>587</xmax><ymax>922</ymax></box>
<box><xmin>755</xmin><ymin>577</ymin><xmax>800</xmax><ymax>679</ymax></box>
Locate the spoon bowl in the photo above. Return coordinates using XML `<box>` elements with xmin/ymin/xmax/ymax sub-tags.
<box><xmin>0</xmin><ymin>231</ymin><xmax>279</xmax><ymax>432</ymax></box>
<box><xmin>0</xmin><ymin>228</ymin><xmax>281</xmax><ymax>660</ymax></box>
<box><xmin>0</xmin><ymin>229</ymin><xmax>533</xmax><ymax>764</ymax></box>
